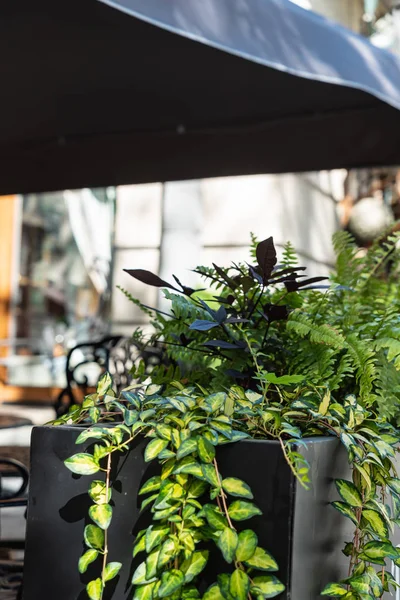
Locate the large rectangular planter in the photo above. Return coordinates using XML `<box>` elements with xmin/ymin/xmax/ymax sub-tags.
<box><xmin>23</xmin><ymin>425</ymin><xmax>353</xmax><ymax>600</ymax></box>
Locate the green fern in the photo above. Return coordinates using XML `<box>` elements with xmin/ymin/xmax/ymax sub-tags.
<box><xmin>287</xmin><ymin>311</ymin><xmax>345</xmax><ymax>349</ymax></box>
<box><xmin>281</xmin><ymin>241</ymin><xmax>298</xmax><ymax>268</ymax></box>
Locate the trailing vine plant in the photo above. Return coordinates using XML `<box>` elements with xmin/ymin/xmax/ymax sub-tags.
<box><xmin>56</xmin><ymin>232</ymin><xmax>400</xmax><ymax>599</ymax></box>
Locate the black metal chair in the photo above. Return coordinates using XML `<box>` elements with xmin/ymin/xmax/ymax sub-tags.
<box><xmin>54</xmin><ymin>335</ymin><xmax>166</xmax><ymax>417</ymax></box>
<box><xmin>0</xmin><ymin>459</ymin><xmax>29</xmax><ymax>600</ymax></box>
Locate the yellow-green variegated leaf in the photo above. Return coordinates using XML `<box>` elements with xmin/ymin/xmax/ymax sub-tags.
<box><xmin>229</xmin><ymin>569</ymin><xmax>249</xmax><ymax>600</ymax></box>
<box><xmin>64</xmin><ymin>453</ymin><xmax>100</xmax><ymax>475</ymax></box>
<box><xmin>78</xmin><ymin>549</ymin><xmax>98</xmax><ymax>573</ymax></box>
<box><xmin>321</xmin><ymin>583</ymin><xmax>348</xmax><ymax>596</ymax></box>
<box><xmin>197</xmin><ymin>436</ymin><xmax>215</xmax><ymax>463</ymax></box>
<box><xmin>133</xmin><ymin>582</ymin><xmax>156</xmax><ymax>600</ymax></box>
<box><xmin>243</xmin><ymin>547</ymin><xmax>278</xmax><ymax>571</ymax></box>
<box><xmin>222</xmin><ymin>477</ymin><xmax>253</xmax><ymax>499</ymax></box>
<box><xmin>89</xmin><ymin>480</ymin><xmax>111</xmax><ymax>505</ymax></box>
<box><xmin>228</xmin><ymin>500</ymin><xmax>262</xmax><ymax>521</ymax></box>
<box><xmin>236</xmin><ymin>530</ymin><xmax>258</xmax><ymax>562</ymax></box>
<box><xmin>84</xmin><ymin>525</ymin><xmax>104</xmax><ymax>550</ymax></box>
<box><xmin>158</xmin><ymin>569</ymin><xmax>185</xmax><ymax>598</ymax></box>
<box><xmin>202</xmin><ymin>584</ymin><xmax>225</xmax><ymax>600</ymax></box>
<box><xmin>89</xmin><ymin>503</ymin><xmax>112</xmax><ymax>530</ymax></box>
<box><xmin>145</xmin><ymin>525</ymin><xmax>170</xmax><ymax>553</ymax></box>
<box><xmin>144</xmin><ymin>438</ymin><xmax>169</xmax><ymax>462</ymax></box>
<box><xmin>104</xmin><ymin>562</ymin><xmax>122</xmax><ymax>582</ymax></box>
<box><xmin>362</xmin><ymin>509</ymin><xmax>389</xmax><ymax>538</ymax></box>
<box><xmin>86</xmin><ymin>578</ymin><xmax>103</xmax><ymax>600</ymax></box>
<box><xmin>335</xmin><ymin>479</ymin><xmax>362</xmax><ymax>507</ymax></box>
<box><xmin>217</xmin><ymin>528</ymin><xmax>238</xmax><ymax>564</ymax></box>
<box><xmin>181</xmin><ymin>550</ymin><xmax>209</xmax><ymax>583</ymax></box>
<box><xmin>251</xmin><ymin>575</ymin><xmax>285</xmax><ymax>598</ymax></box>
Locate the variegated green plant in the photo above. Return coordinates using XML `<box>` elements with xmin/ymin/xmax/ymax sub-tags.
<box><xmin>56</xmin><ymin>232</ymin><xmax>400</xmax><ymax>599</ymax></box>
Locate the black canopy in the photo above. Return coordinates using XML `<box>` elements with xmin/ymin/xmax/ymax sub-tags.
<box><xmin>1</xmin><ymin>0</ymin><xmax>400</xmax><ymax>194</ymax></box>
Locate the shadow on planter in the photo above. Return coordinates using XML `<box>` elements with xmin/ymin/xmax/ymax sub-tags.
<box><xmin>22</xmin><ymin>426</ymin><xmax>353</xmax><ymax>600</ymax></box>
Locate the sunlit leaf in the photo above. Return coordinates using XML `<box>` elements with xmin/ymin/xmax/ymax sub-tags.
<box><xmin>228</xmin><ymin>500</ymin><xmax>262</xmax><ymax>521</ymax></box>
<box><xmin>78</xmin><ymin>549</ymin><xmax>98</xmax><ymax>574</ymax></box>
<box><xmin>64</xmin><ymin>453</ymin><xmax>100</xmax><ymax>475</ymax></box>
<box><xmin>222</xmin><ymin>478</ymin><xmax>253</xmax><ymax>499</ymax></box>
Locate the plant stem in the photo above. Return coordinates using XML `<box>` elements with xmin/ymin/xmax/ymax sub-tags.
<box><xmin>213</xmin><ymin>458</ymin><xmax>235</xmax><ymax>530</ymax></box>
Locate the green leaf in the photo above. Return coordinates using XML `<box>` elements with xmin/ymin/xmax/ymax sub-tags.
<box><xmin>201</xmin><ymin>464</ymin><xmax>220</xmax><ymax>487</ymax></box>
<box><xmin>133</xmin><ymin>582</ymin><xmax>156</xmax><ymax>600</ymax></box>
<box><xmin>86</xmin><ymin>578</ymin><xmax>103</xmax><ymax>600</ymax></box>
<box><xmin>203</xmin><ymin>505</ymin><xmax>228</xmax><ymax>530</ymax></box>
<box><xmin>97</xmin><ymin>372</ymin><xmax>112</xmax><ymax>395</ymax></box>
<box><xmin>228</xmin><ymin>500</ymin><xmax>262</xmax><ymax>521</ymax></box>
<box><xmin>75</xmin><ymin>428</ymin><xmax>110</xmax><ymax>444</ymax></box>
<box><xmin>197</xmin><ymin>436</ymin><xmax>216</xmax><ymax>463</ymax></box>
<box><xmin>362</xmin><ymin>509</ymin><xmax>389</xmax><ymax>538</ymax></box>
<box><xmin>176</xmin><ymin>438</ymin><xmax>198</xmax><ymax>460</ymax></box>
<box><xmin>251</xmin><ymin>575</ymin><xmax>285</xmax><ymax>598</ymax></box>
<box><xmin>348</xmin><ymin>572</ymin><xmax>370</xmax><ymax>595</ymax></box>
<box><xmin>387</xmin><ymin>477</ymin><xmax>400</xmax><ymax>495</ymax></box>
<box><xmin>89</xmin><ymin>480</ymin><xmax>111</xmax><ymax>505</ymax></box>
<box><xmin>156</xmin><ymin>424</ymin><xmax>172</xmax><ymax>441</ymax></box>
<box><xmin>331</xmin><ymin>502</ymin><xmax>358</xmax><ymax>525</ymax></box>
<box><xmin>181</xmin><ymin>550</ymin><xmax>209</xmax><ymax>583</ymax></box>
<box><xmin>146</xmin><ymin>550</ymin><xmax>161</xmax><ymax>580</ymax></box>
<box><xmin>78</xmin><ymin>549</ymin><xmax>98</xmax><ymax>574</ymax></box>
<box><xmin>321</xmin><ymin>582</ymin><xmax>348</xmax><ymax>596</ymax></box>
<box><xmin>157</xmin><ymin>539</ymin><xmax>177</xmax><ymax>569</ymax></box>
<box><xmin>124</xmin><ymin>408</ymin><xmax>139</xmax><ymax>426</ymax></box>
<box><xmin>188</xmin><ymin>479</ymin><xmax>208</xmax><ymax>498</ymax></box>
<box><xmin>229</xmin><ymin>569</ymin><xmax>249</xmax><ymax>600</ymax></box>
<box><xmin>222</xmin><ymin>478</ymin><xmax>253</xmax><ymax>500</ymax></box>
<box><xmin>202</xmin><ymin>584</ymin><xmax>225</xmax><ymax>600</ymax></box>
<box><xmin>363</xmin><ymin>540</ymin><xmax>398</xmax><ymax>561</ymax></box>
<box><xmin>133</xmin><ymin>534</ymin><xmax>146</xmax><ymax>558</ymax></box>
<box><xmin>217</xmin><ymin>528</ymin><xmax>238</xmax><ymax>564</ymax></box>
<box><xmin>145</xmin><ymin>525</ymin><xmax>170</xmax><ymax>553</ymax></box>
<box><xmin>335</xmin><ymin>479</ymin><xmax>363</xmax><ymax>507</ymax></box>
<box><xmin>139</xmin><ymin>476</ymin><xmax>162</xmax><ymax>496</ymax></box>
<box><xmin>235</xmin><ymin>529</ymin><xmax>258</xmax><ymax>562</ymax></box>
<box><xmin>158</xmin><ymin>569</ymin><xmax>185</xmax><ymax>598</ymax></box>
<box><xmin>145</xmin><ymin>438</ymin><xmax>169</xmax><ymax>462</ymax></box>
<box><xmin>104</xmin><ymin>562</ymin><xmax>122</xmax><ymax>581</ymax></box>
<box><xmin>84</xmin><ymin>525</ymin><xmax>104</xmax><ymax>550</ymax></box>
<box><xmin>173</xmin><ymin>460</ymin><xmax>204</xmax><ymax>479</ymax></box>
<box><xmin>243</xmin><ymin>547</ymin><xmax>278</xmax><ymax>572</ymax></box>
<box><xmin>89</xmin><ymin>503</ymin><xmax>112</xmax><ymax>530</ymax></box>
<box><xmin>64</xmin><ymin>453</ymin><xmax>100</xmax><ymax>475</ymax></box>
<box><xmin>132</xmin><ymin>561</ymin><xmax>157</xmax><ymax>585</ymax></box>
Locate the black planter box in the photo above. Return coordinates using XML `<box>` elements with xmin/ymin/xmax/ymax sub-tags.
<box><xmin>23</xmin><ymin>425</ymin><xmax>352</xmax><ymax>600</ymax></box>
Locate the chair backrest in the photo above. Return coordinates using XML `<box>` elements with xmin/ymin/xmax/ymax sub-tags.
<box><xmin>54</xmin><ymin>335</ymin><xmax>165</xmax><ymax>416</ymax></box>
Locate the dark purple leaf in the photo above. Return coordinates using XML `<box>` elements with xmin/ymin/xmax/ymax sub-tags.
<box><xmin>214</xmin><ymin>295</ymin><xmax>236</xmax><ymax>306</ymax></box>
<box><xmin>203</xmin><ymin>340</ymin><xmax>243</xmax><ymax>350</ymax></box>
<box><xmin>215</xmin><ymin>306</ymin><xmax>227</xmax><ymax>324</ymax></box>
<box><xmin>265</xmin><ymin>305</ymin><xmax>289</xmax><ymax>322</ymax></box>
<box><xmin>124</xmin><ymin>269</ymin><xmax>179</xmax><ymax>291</ymax></box>
<box><xmin>269</xmin><ymin>266</ymin><xmax>307</xmax><ymax>279</ymax></box>
<box><xmin>295</xmin><ymin>276</ymin><xmax>329</xmax><ymax>288</ymax></box>
<box><xmin>189</xmin><ymin>320</ymin><xmax>219</xmax><ymax>331</ymax></box>
<box><xmin>172</xmin><ymin>274</ymin><xmax>198</xmax><ymax>296</ymax></box>
<box><xmin>270</xmin><ymin>274</ymin><xmax>306</xmax><ymax>285</ymax></box>
<box><xmin>248</xmin><ymin>265</ymin><xmax>263</xmax><ymax>285</ymax></box>
<box><xmin>256</xmin><ymin>237</ymin><xmax>277</xmax><ymax>282</ymax></box>
<box><xmin>212</xmin><ymin>263</ymin><xmax>238</xmax><ymax>290</ymax></box>
<box><xmin>225</xmin><ymin>318</ymin><xmax>250</xmax><ymax>324</ymax></box>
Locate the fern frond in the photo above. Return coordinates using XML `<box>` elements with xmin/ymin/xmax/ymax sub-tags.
<box><xmin>281</xmin><ymin>241</ymin><xmax>298</xmax><ymax>268</ymax></box>
<box><xmin>344</xmin><ymin>334</ymin><xmax>377</xmax><ymax>399</ymax></box>
<box><xmin>287</xmin><ymin>311</ymin><xmax>345</xmax><ymax>349</ymax></box>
